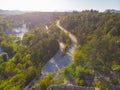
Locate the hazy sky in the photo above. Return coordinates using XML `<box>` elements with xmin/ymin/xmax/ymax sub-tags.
<box><xmin>0</xmin><ymin>0</ymin><xmax>120</xmax><ymax>11</ymax></box>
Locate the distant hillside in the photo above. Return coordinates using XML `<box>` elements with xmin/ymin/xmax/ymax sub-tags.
<box><xmin>105</xmin><ymin>9</ymin><xmax>120</xmax><ymax>13</ymax></box>
<box><xmin>0</xmin><ymin>9</ymin><xmax>25</xmax><ymax>15</ymax></box>
<box><xmin>5</xmin><ymin>12</ymin><xmax>66</xmax><ymax>28</ymax></box>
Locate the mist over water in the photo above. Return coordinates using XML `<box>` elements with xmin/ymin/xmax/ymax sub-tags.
<box><xmin>0</xmin><ymin>25</ymin><xmax>28</xmax><ymax>54</ymax></box>
<box><xmin>14</xmin><ymin>24</ymin><xmax>28</xmax><ymax>39</ymax></box>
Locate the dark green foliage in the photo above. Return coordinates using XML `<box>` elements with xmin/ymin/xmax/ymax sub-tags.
<box><xmin>0</xmin><ymin>12</ymin><xmax>69</xmax><ymax>89</ymax></box>
<box><xmin>0</xmin><ymin>52</ymin><xmax>8</xmax><ymax>63</ymax></box>
<box><xmin>23</xmin><ymin>27</ymin><xmax>59</xmax><ymax>66</ymax></box>
<box><xmin>59</xmin><ymin>11</ymin><xmax>120</xmax><ymax>89</ymax></box>
<box><xmin>0</xmin><ymin>26</ymin><xmax>59</xmax><ymax>89</ymax></box>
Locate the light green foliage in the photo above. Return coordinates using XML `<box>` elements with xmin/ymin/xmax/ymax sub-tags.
<box><xmin>38</xmin><ymin>73</ymin><xmax>54</xmax><ymax>90</ymax></box>
<box><xmin>9</xmin><ymin>86</ymin><xmax>20</xmax><ymax>90</ymax></box>
<box><xmin>0</xmin><ymin>14</ymin><xmax>61</xmax><ymax>89</ymax></box>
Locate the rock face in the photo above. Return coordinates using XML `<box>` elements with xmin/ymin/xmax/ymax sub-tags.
<box><xmin>31</xmin><ymin>86</ymin><xmax>40</xmax><ymax>90</ymax></box>
<box><xmin>47</xmin><ymin>85</ymin><xmax>99</xmax><ymax>90</ymax></box>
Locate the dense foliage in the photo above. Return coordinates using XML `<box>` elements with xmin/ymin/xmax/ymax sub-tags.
<box><xmin>6</xmin><ymin>12</ymin><xmax>65</xmax><ymax>29</ymax></box>
<box><xmin>1</xmin><ymin>11</ymin><xmax>120</xmax><ymax>90</ymax></box>
<box><xmin>40</xmin><ymin>11</ymin><xmax>120</xmax><ymax>90</ymax></box>
<box><xmin>0</xmin><ymin>27</ymin><xmax>59</xmax><ymax>90</ymax></box>
<box><xmin>60</xmin><ymin>11</ymin><xmax>120</xmax><ymax>89</ymax></box>
<box><xmin>37</xmin><ymin>23</ymin><xmax>71</xmax><ymax>90</ymax></box>
<box><xmin>0</xmin><ymin>12</ymin><xmax>71</xmax><ymax>89</ymax></box>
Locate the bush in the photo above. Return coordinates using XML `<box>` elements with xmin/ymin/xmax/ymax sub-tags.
<box><xmin>38</xmin><ymin>73</ymin><xmax>54</xmax><ymax>90</ymax></box>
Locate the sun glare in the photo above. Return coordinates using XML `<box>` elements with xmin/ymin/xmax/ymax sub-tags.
<box><xmin>0</xmin><ymin>0</ymin><xmax>120</xmax><ymax>11</ymax></box>
<box><xmin>0</xmin><ymin>0</ymin><xmax>58</xmax><ymax>11</ymax></box>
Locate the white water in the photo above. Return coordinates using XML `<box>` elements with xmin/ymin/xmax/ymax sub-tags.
<box><xmin>14</xmin><ymin>24</ymin><xmax>28</xmax><ymax>39</ymax></box>
<box><xmin>0</xmin><ymin>25</ymin><xmax>28</xmax><ymax>55</ymax></box>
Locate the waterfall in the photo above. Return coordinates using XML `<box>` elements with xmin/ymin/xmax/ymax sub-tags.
<box><xmin>14</xmin><ymin>24</ymin><xmax>28</xmax><ymax>39</ymax></box>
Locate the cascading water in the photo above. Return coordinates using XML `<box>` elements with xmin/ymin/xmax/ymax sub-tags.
<box><xmin>14</xmin><ymin>24</ymin><xmax>28</xmax><ymax>39</ymax></box>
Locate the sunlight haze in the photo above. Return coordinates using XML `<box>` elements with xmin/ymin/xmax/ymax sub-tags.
<box><xmin>0</xmin><ymin>0</ymin><xmax>120</xmax><ymax>11</ymax></box>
